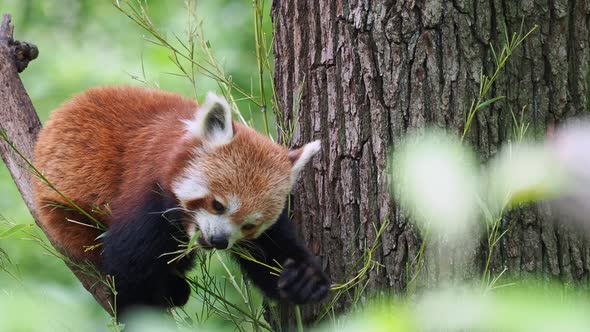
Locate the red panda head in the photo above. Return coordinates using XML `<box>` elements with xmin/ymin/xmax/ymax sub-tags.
<box><xmin>172</xmin><ymin>92</ymin><xmax>320</xmax><ymax>249</ymax></box>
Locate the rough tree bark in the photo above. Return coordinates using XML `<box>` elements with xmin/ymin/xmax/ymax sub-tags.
<box><xmin>272</xmin><ymin>0</ymin><xmax>590</xmax><ymax>322</ymax></box>
<box><xmin>0</xmin><ymin>14</ymin><xmax>113</xmax><ymax>314</ymax></box>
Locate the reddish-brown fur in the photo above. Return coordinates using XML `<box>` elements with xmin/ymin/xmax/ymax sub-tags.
<box><xmin>33</xmin><ymin>86</ymin><xmax>294</xmax><ymax>267</ymax></box>
<box><xmin>191</xmin><ymin>130</ymin><xmax>293</xmax><ymax>224</ymax></box>
<box><xmin>33</xmin><ymin>87</ymin><xmax>196</xmax><ymax>264</ymax></box>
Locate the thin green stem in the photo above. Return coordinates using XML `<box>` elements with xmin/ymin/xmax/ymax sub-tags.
<box><xmin>0</xmin><ymin>128</ymin><xmax>105</xmax><ymax>230</ymax></box>
<box><xmin>407</xmin><ymin>226</ymin><xmax>430</xmax><ymax>292</ymax></box>
<box><xmin>461</xmin><ymin>24</ymin><xmax>538</xmax><ymax>142</ymax></box>
<box><xmin>295</xmin><ymin>305</ymin><xmax>304</xmax><ymax>332</ymax></box>
<box><xmin>113</xmin><ymin>0</ymin><xmax>261</xmax><ymax>107</ymax></box>
<box><xmin>189</xmin><ymin>278</ymin><xmax>272</xmax><ymax>331</ymax></box>
<box><xmin>481</xmin><ymin>216</ymin><xmax>501</xmax><ymax>286</ymax></box>
<box><xmin>253</xmin><ymin>0</ymin><xmax>271</xmax><ymax>136</ymax></box>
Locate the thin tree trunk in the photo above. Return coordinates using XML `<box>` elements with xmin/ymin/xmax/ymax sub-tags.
<box><xmin>272</xmin><ymin>0</ymin><xmax>590</xmax><ymax>323</ymax></box>
<box><xmin>0</xmin><ymin>13</ymin><xmax>113</xmax><ymax>314</ymax></box>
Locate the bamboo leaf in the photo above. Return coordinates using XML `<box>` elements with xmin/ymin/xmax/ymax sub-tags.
<box><xmin>477</xmin><ymin>95</ymin><xmax>505</xmax><ymax>109</ymax></box>
<box><xmin>187</xmin><ymin>231</ymin><xmax>199</xmax><ymax>251</ymax></box>
<box><xmin>0</xmin><ymin>224</ymin><xmax>33</xmax><ymax>239</ymax></box>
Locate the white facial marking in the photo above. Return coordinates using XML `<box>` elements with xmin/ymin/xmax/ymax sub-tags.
<box><xmin>172</xmin><ymin>161</ymin><xmax>209</xmax><ymax>202</ymax></box>
<box><xmin>194</xmin><ymin>210</ymin><xmax>240</xmax><ymax>249</ymax></box>
<box><xmin>187</xmin><ymin>223</ymin><xmax>197</xmax><ymax>239</ymax></box>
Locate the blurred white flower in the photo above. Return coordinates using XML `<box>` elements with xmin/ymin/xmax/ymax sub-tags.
<box><xmin>550</xmin><ymin>118</ymin><xmax>590</xmax><ymax>181</ymax></box>
<box><xmin>388</xmin><ymin>120</ymin><xmax>590</xmax><ymax>243</ymax></box>
<box><xmin>389</xmin><ymin>130</ymin><xmax>478</xmax><ymax>239</ymax></box>
<box><xmin>548</xmin><ymin>118</ymin><xmax>590</xmax><ymax>225</ymax></box>
<box><xmin>485</xmin><ymin>143</ymin><xmax>565</xmax><ymax>215</ymax></box>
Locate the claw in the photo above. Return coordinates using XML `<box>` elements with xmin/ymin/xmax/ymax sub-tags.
<box><xmin>277</xmin><ymin>258</ymin><xmax>330</xmax><ymax>304</ymax></box>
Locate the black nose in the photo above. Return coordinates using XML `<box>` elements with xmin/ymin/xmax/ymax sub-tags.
<box><xmin>209</xmin><ymin>235</ymin><xmax>229</xmax><ymax>249</ymax></box>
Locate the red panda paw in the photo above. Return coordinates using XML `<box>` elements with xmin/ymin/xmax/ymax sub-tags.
<box><xmin>277</xmin><ymin>258</ymin><xmax>330</xmax><ymax>304</ymax></box>
<box><xmin>165</xmin><ymin>274</ymin><xmax>192</xmax><ymax>307</ymax></box>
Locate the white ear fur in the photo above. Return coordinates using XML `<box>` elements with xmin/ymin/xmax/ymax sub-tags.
<box><xmin>184</xmin><ymin>92</ymin><xmax>233</xmax><ymax>147</ymax></box>
<box><xmin>289</xmin><ymin>140</ymin><xmax>321</xmax><ymax>183</ymax></box>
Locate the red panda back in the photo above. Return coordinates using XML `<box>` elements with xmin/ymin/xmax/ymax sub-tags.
<box><xmin>33</xmin><ymin>86</ymin><xmax>197</xmax><ymax>262</ymax></box>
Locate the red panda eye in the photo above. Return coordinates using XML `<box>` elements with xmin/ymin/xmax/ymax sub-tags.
<box><xmin>211</xmin><ymin>199</ymin><xmax>225</xmax><ymax>214</ymax></box>
<box><xmin>242</xmin><ymin>224</ymin><xmax>256</xmax><ymax>231</ymax></box>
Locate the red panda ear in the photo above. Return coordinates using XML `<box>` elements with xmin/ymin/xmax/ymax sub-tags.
<box><xmin>288</xmin><ymin>140</ymin><xmax>321</xmax><ymax>183</ymax></box>
<box><xmin>185</xmin><ymin>92</ymin><xmax>233</xmax><ymax>148</ymax></box>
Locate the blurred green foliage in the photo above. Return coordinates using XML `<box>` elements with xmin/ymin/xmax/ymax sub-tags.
<box><xmin>0</xmin><ymin>0</ymin><xmax>273</xmax><ymax>329</ymax></box>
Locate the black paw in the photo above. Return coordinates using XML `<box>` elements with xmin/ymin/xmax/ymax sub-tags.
<box><xmin>277</xmin><ymin>258</ymin><xmax>330</xmax><ymax>304</ymax></box>
<box><xmin>165</xmin><ymin>274</ymin><xmax>191</xmax><ymax>307</ymax></box>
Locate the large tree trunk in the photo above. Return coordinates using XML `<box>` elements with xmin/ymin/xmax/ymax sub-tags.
<box><xmin>272</xmin><ymin>0</ymin><xmax>590</xmax><ymax>323</ymax></box>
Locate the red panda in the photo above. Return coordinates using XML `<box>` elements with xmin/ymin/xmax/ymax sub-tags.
<box><xmin>32</xmin><ymin>86</ymin><xmax>329</xmax><ymax>313</ymax></box>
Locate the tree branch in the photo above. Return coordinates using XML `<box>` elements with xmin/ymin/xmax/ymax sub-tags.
<box><xmin>0</xmin><ymin>13</ymin><xmax>113</xmax><ymax>315</ymax></box>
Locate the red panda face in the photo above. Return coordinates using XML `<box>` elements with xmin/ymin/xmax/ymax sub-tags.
<box><xmin>172</xmin><ymin>93</ymin><xmax>320</xmax><ymax>249</ymax></box>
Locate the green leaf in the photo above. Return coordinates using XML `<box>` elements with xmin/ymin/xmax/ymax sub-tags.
<box><xmin>0</xmin><ymin>224</ymin><xmax>33</xmax><ymax>239</ymax></box>
<box><xmin>490</xmin><ymin>44</ymin><xmax>499</xmax><ymax>66</ymax></box>
<box><xmin>187</xmin><ymin>231</ymin><xmax>200</xmax><ymax>251</ymax></box>
<box><xmin>477</xmin><ymin>95</ymin><xmax>505</xmax><ymax>109</ymax></box>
